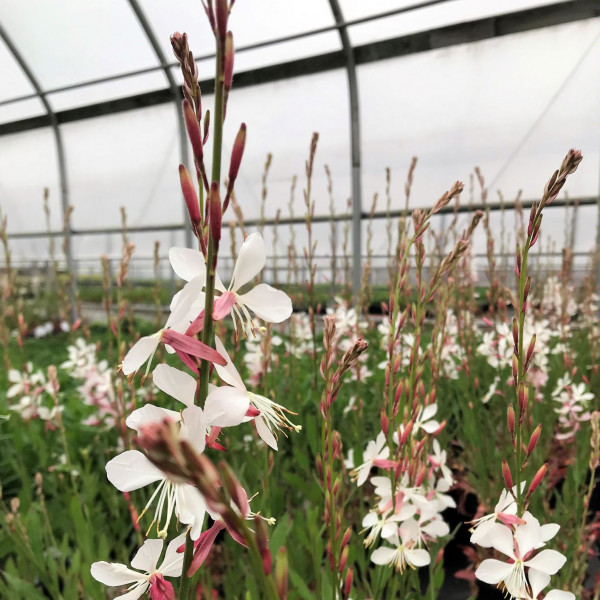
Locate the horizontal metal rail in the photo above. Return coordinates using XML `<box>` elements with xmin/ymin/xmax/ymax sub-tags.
<box><xmin>5</xmin><ymin>196</ymin><xmax>597</xmax><ymax>240</ymax></box>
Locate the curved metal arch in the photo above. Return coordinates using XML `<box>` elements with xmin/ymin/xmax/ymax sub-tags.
<box><xmin>127</xmin><ymin>0</ymin><xmax>193</xmax><ymax>248</ymax></box>
<box><xmin>0</xmin><ymin>21</ymin><xmax>78</xmax><ymax>322</ymax></box>
<box><xmin>328</xmin><ymin>0</ymin><xmax>362</xmax><ymax>301</ymax></box>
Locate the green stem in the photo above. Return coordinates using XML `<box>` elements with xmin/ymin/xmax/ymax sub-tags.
<box><xmin>179</xmin><ymin>534</ymin><xmax>195</xmax><ymax>600</ymax></box>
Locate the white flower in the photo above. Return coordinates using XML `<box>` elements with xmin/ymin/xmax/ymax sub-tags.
<box><xmin>475</xmin><ymin>513</ymin><xmax>566</xmax><ymax>599</ymax></box>
<box><xmin>208</xmin><ymin>336</ymin><xmax>300</xmax><ymax>450</ymax></box>
<box><xmin>91</xmin><ymin>533</ymin><xmax>186</xmax><ymax>600</ymax></box>
<box><xmin>352</xmin><ymin>432</ymin><xmax>389</xmax><ymax>486</ymax></box>
<box><xmin>121</xmin><ymin>276</ymin><xmax>222</xmax><ymax>376</ymax></box>
<box><xmin>370</xmin><ymin>521</ymin><xmax>430</xmax><ymax>572</ymax></box>
<box><xmin>105</xmin><ymin>404</ymin><xmax>209</xmax><ymax>539</ymax></box>
<box><xmin>169</xmin><ymin>232</ymin><xmax>292</xmax><ymax>338</ymax></box>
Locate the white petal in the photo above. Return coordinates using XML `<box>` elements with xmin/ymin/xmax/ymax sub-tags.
<box><xmin>515</xmin><ymin>514</ymin><xmax>543</xmax><ymax>555</ymax></box>
<box><xmin>231</xmin><ymin>232</ymin><xmax>265</xmax><ymax>291</ymax></box>
<box><xmin>176</xmin><ymin>487</ymin><xmax>207</xmax><ymax>541</ymax></box>
<box><xmin>106</xmin><ymin>450</ymin><xmax>165</xmax><ymax>492</ymax></box>
<box><xmin>356</xmin><ymin>464</ymin><xmax>371</xmax><ymax>487</ymax></box>
<box><xmin>125</xmin><ymin>405</ymin><xmax>181</xmax><ymax>434</ymax></box>
<box><xmin>153</xmin><ymin>364</ymin><xmax>197</xmax><ymax>407</ymax></box>
<box><xmin>169</xmin><ymin>247</ymin><xmax>207</xmax><ymax>283</ymax></box>
<box><xmin>166</xmin><ymin>277</ymin><xmax>205</xmax><ymax>330</ymax></box>
<box><xmin>238</xmin><ymin>284</ymin><xmax>293</xmax><ymax>323</ymax></box>
<box><xmin>421</xmin><ymin>419</ymin><xmax>441</xmax><ymax>434</ymax></box>
<box><xmin>488</xmin><ymin>523</ymin><xmax>515</xmax><ymax>558</ymax></box>
<box><xmin>422</xmin><ymin>404</ymin><xmax>438</xmax><ymax>421</ymax></box>
<box><xmin>528</xmin><ymin>568</ymin><xmax>550</xmax><ymax>599</ymax></box>
<box><xmin>213</xmin><ymin>336</ymin><xmax>246</xmax><ymax>390</ymax></box>
<box><xmin>90</xmin><ymin>562</ymin><xmax>144</xmax><ymax>586</ymax></box>
<box><xmin>255</xmin><ymin>416</ymin><xmax>278</xmax><ymax>450</ymax></box>
<box><xmin>121</xmin><ymin>335</ymin><xmax>160</xmax><ymax>375</ymax></box>
<box><xmin>540</xmin><ymin>523</ymin><xmax>560</xmax><ymax>543</ymax></box>
<box><xmin>475</xmin><ymin>559</ymin><xmax>514</xmax><ymax>585</ymax></box>
<box><xmin>525</xmin><ymin>550</ymin><xmax>567</xmax><ymax>575</ymax></box>
<box><xmin>405</xmin><ymin>548</ymin><xmax>431</xmax><ymax>567</ymax></box>
<box><xmin>204</xmin><ymin>386</ymin><xmax>250</xmax><ymax>427</ymax></box>
<box><xmin>180</xmin><ymin>406</ymin><xmax>207</xmax><ymax>454</ymax></box>
<box><xmin>544</xmin><ymin>591</ymin><xmax>575</xmax><ymax>600</ymax></box>
<box><xmin>370</xmin><ymin>547</ymin><xmax>395</xmax><ymax>566</ymax></box>
<box><xmin>113</xmin><ymin>584</ymin><xmax>149</xmax><ymax>600</ymax></box>
<box><xmin>130</xmin><ymin>539</ymin><xmax>163</xmax><ymax>573</ymax></box>
<box><xmin>159</xmin><ymin>531</ymin><xmax>188</xmax><ymax>576</ymax></box>
<box><xmin>362</xmin><ymin>511</ymin><xmax>379</xmax><ymax>527</ymax></box>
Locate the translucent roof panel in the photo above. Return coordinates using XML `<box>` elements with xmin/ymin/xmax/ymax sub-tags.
<box><xmin>0</xmin><ymin>98</ymin><xmax>46</xmax><ymax>125</ymax></box>
<box><xmin>344</xmin><ymin>0</ymin><xmax>569</xmax><ymax>45</ymax></box>
<box><xmin>358</xmin><ymin>18</ymin><xmax>600</xmax><ymax>253</ymax></box>
<box><xmin>61</xmin><ymin>104</ymin><xmax>181</xmax><ymax>230</ymax></box>
<box><xmin>48</xmin><ymin>71</ymin><xmax>167</xmax><ymax>112</ymax></box>
<box><xmin>0</xmin><ymin>128</ymin><xmax>62</xmax><ymax>236</ymax></box>
<box><xmin>0</xmin><ymin>35</ymin><xmax>35</xmax><ymax>101</ymax></box>
<box><xmin>0</xmin><ymin>0</ymin><xmax>159</xmax><ymax>89</ymax></box>
<box><xmin>143</xmin><ymin>0</ymin><xmax>336</xmax><ymax>63</ymax></box>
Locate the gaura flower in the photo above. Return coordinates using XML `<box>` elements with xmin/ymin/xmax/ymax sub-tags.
<box><xmin>475</xmin><ymin>513</ymin><xmax>566</xmax><ymax>599</ymax></box>
<box><xmin>207</xmin><ymin>336</ymin><xmax>300</xmax><ymax>450</ymax></box>
<box><xmin>352</xmin><ymin>432</ymin><xmax>390</xmax><ymax>486</ymax></box>
<box><xmin>370</xmin><ymin>520</ymin><xmax>430</xmax><ymax>572</ymax></box>
<box><xmin>121</xmin><ymin>277</ymin><xmax>225</xmax><ymax>377</ymax></box>
<box><xmin>169</xmin><ymin>232</ymin><xmax>292</xmax><ymax>338</ymax></box>
<box><xmin>91</xmin><ymin>532</ymin><xmax>186</xmax><ymax>600</ymax></box>
<box><xmin>105</xmin><ymin>405</ymin><xmax>209</xmax><ymax>539</ymax></box>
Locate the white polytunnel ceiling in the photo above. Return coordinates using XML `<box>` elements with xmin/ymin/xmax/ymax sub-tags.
<box><xmin>0</xmin><ymin>0</ymin><xmax>598</xmax><ymax>287</ymax></box>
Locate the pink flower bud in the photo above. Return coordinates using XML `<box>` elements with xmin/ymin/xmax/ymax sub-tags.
<box><xmin>526</xmin><ymin>462</ymin><xmax>548</xmax><ymax>500</ymax></box>
<box><xmin>179</xmin><ymin>165</ymin><xmax>201</xmax><ymax>236</ymax></box>
<box><xmin>183</xmin><ymin>99</ymin><xmax>203</xmax><ymax>160</ymax></box>
<box><xmin>275</xmin><ymin>547</ymin><xmax>288</xmax><ymax>600</ymax></box>
<box><xmin>526</xmin><ymin>424</ymin><xmax>542</xmax><ymax>459</ymax></box>
<box><xmin>224</xmin><ymin>32</ymin><xmax>234</xmax><ymax>91</ymax></box>
<box><xmin>344</xmin><ymin>568</ymin><xmax>353</xmax><ymax>599</ymax></box>
<box><xmin>502</xmin><ymin>459</ymin><xmax>513</xmax><ymax>490</ymax></box>
<box><xmin>149</xmin><ymin>573</ymin><xmax>175</xmax><ymax>600</ymax></box>
<box><xmin>228</xmin><ymin>123</ymin><xmax>246</xmax><ymax>186</ymax></box>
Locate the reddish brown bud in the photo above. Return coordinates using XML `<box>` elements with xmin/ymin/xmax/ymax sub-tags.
<box><xmin>228</xmin><ymin>123</ymin><xmax>246</xmax><ymax>187</ymax></box>
<box><xmin>507</xmin><ymin>404</ymin><xmax>516</xmax><ymax>447</ymax></box>
<box><xmin>339</xmin><ymin>545</ymin><xmax>349</xmax><ymax>573</ymax></box>
<box><xmin>526</xmin><ymin>463</ymin><xmax>548</xmax><ymax>500</ymax></box>
<box><xmin>526</xmin><ymin>424</ymin><xmax>542</xmax><ymax>459</ymax></box>
<box><xmin>183</xmin><ymin>99</ymin><xmax>203</xmax><ymax>160</ymax></box>
<box><xmin>179</xmin><ymin>165</ymin><xmax>201</xmax><ymax>235</ymax></box>
<box><xmin>254</xmin><ymin>515</ymin><xmax>272</xmax><ymax>575</ymax></box>
<box><xmin>502</xmin><ymin>459</ymin><xmax>513</xmax><ymax>490</ymax></box>
<box><xmin>518</xmin><ymin>384</ymin><xmax>528</xmax><ymax>421</ymax></box>
<box><xmin>343</xmin><ymin>568</ymin><xmax>353</xmax><ymax>599</ymax></box>
<box><xmin>215</xmin><ymin>0</ymin><xmax>228</xmax><ymax>41</ymax></box>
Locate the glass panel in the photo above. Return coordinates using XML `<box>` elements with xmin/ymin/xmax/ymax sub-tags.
<box><xmin>61</xmin><ymin>104</ymin><xmax>182</xmax><ymax>230</ymax></box>
<box><xmin>344</xmin><ymin>0</ymin><xmax>566</xmax><ymax>46</ymax></box>
<box><xmin>0</xmin><ymin>97</ymin><xmax>46</xmax><ymax>124</ymax></box>
<box><xmin>0</xmin><ymin>35</ymin><xmax>36</xmax><ymax>101</ymax></box>
<box><xmin>48</xmin><ymin>71</ymin><xmax>167</xmax><ymax>111</ymax></box>
<box><xmin>358</xmin><ymin>19</ymin><xmax>599</xmax><ymax>254</ymax></box>
<box><xmin>0</xmin><ymin>127</ymin><xmax>62</xmax><ymax>235</ymax></box>
<box><xmin>0</xmin><ymin>0</ymin><xmax>159</xmax><ymax>89</ymax></box>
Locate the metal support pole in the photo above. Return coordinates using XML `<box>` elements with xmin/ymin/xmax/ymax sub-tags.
<box><xmin>328</xmin><ymin>0</ymin><xmax>363</xmax><ymax>302</ymax></box>
<box><xmin>0</xmin><ymin>23</ymin><xmax>78</xmax><ymax>323</ymax></box>
<box><xmin>127</xmin><ymin>0</ymin><xmax>193</xmax><ymax>249</ymax></box>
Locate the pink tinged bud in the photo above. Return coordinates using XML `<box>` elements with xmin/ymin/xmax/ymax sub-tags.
<box><xmin>526</xmin><ymin>462</ymin><xmax>548</xmax><ymax>500</ymax></box>
<box><xmin>527</xmin><ymin>424</ymin><xmax>542</xmax><ymax>458</ymax></box>
<box><xmin>179</xmin><ymin>165</ymin><xmax>201</xmax><ymax>235</ymax></box>
<box><xmin>183</xmin><ymin>99</ymin><xmax>203</xmax><ymax>160</ymax></box>
<box><xmin>161</xmin><ymin>329</ymin><xmax>227</xmax><ymax>366</ymax></box>
<box><xmin>400</xmin><ymin>419</ymin><xmax>414</xmax><ymax>446</ymax></box>
<box><xmin>215</xmin><ymin>0</ymin><xmax>228</xmax><ymax>41</ymax></box>
<box><xmin>507</xmin><ymin>404</ymin><xmax>516</xmax><ymax>446</ymax></box>
<box><xmin>524</xmin><ymin>334</ymin><xmax>536</xmax><ymax>372</ymax></box>
<box><xmin>219</xmin><ymin>461</ymin><xmax>248</xmax><ymax>517</ymax></box>
<box><xmin>341</xmin><ymin>527</ymin><xmax>351</xmax><ymax>549</ymax></box>
<box><xmin>339</xmin><ymin>545</ymin><xmax>349</xmax><ymax>573</ymax></box>
<box><xmin>203</xmin><ymin>110</ymin><xmax>211</xmax><ymax>145</ymax></box>
<box><xmin>380</xmin><ymin>411</ymin><xmax>389</xmax><ymax>436</ymax></box>
<box><xmin>224</xmin><ymin>32</ymin><xmax>234</xmax><ymax>91</ymax></box>
<box><xmin>502</xmin><ymin>459</ymin><xmax>513</xmax><ymax>490</ymax></box>
<box><xmin>275</xmin><ymin>547</ymin><xmax>288</xmax><ymax>600</ymax></box>
<box><xmin>435</xmin><ymin>548</ymin><xmax>444</xmax><ymax>565</ymax></box>
<box><xmin>415</xmin><ymin>464</ymin><xmax>427</xmax><ymax>487</ymax></box>
<box><xmin>523</xmin><ymin>276</ymin><xmax>531</xmax><ymax>301</ymax></box>
<box><xmin>518</xmin><ymin>384</ymin><xmax>528</xmax><ymax>420</ymax></box>
<box><xmin>149</xmin><ymin>573</ymin><xmax>175</xmax><ymax>600</ymax></box>
<box><xmin>254</xmin><ymin>515</ymin><xmax>272</xmax><ymax>575</ymax></box>
<box><xmin>433</xmin><ymin>420</ymin><xmax>446</xmax><ymax>436</ymax></box>
<box><xmin>189</xmin><ymin>522</ymin><xmax>226</xmax><ymax>576</ymax></box>
<box><xmin>512</xmin><ymin>317</ymin><xmax>519</xmax><ymax>356</ymax></box>
<box><xmin>344</xmin><ymin>568</ymin><xmax>353</xmax><ymax>599</ymax></box>
<box><xmin>228</xmin><ymin>123</ymin><xmax>246</xmax><ymax>186</ymax></box>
